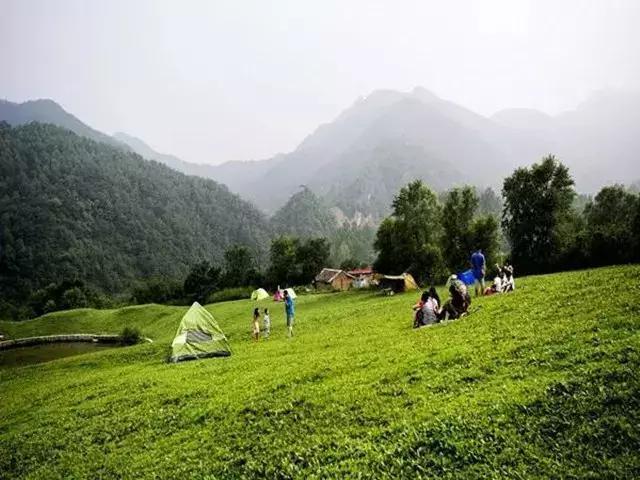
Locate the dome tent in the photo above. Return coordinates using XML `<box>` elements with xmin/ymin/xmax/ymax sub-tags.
<box><xmin>251</xmin><ymin>288</ymin><xmax>269</xmax><ymax>301</ymax></box>
<box><xmin>170</xmin><ymin>302</ymin><xmax>231</xmax><ymax>363</ymax></box>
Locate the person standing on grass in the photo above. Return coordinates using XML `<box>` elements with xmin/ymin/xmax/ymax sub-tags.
<box><xmin>470</xmin><ymin>248</ymin><xmax>486</xmax><ymax>297</ymax></box>
<box><xmin>283</xmin><ymin>289</ymin><xmax>295</xmax><ymax>338</ymax></box>
<box><xmin>252</xmin><ymin>308</ymin><xmax>260</xmax><ymax>341</ymax></box>
<box><xmin>263</xmin><ymin>308</ymin><xmax>271</xmax><ymax>338</ymax></box>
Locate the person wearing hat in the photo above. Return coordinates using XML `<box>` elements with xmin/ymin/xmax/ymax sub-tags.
<box><xmin>439</xmin><ymin>274</ymin><xmax>471</xmax><ymax>320</ymax></box>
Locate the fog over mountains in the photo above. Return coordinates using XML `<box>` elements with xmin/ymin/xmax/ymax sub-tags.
<box><xmin>2</xmin><ymin>87</ymin><xmax>639</xmax><ymax>221</ymax></box>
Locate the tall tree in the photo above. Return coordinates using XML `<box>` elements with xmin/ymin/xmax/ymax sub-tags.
<box><xmin>267</xmin><ymin>236</ymin><xmax>300</xmax><ymax>287</ymax></box>
<box><xmin>183</xmin><ymin>261</ymin><xmax>221</xmax><ymax>303</ymax></box>
<box><xmin>374</xmin><ymin>180</ymin><xmax>444</xmax><ymax>283</ymax></box>
<box><xmin>297</xmin><ymin>238</ymin><xmax>331</xmax><ymax>284</ymax></box>
<box><xmin>584</xmin><ymin>185</ymin><xmax>639</xmax><ymax>265</ymax></box>
<box><xmin>502</xmin><ymin>155</ymin><xmax>577</xmax><ymax>273</ymax></box>
<box><xmin>442</xmin><ymin>186</ymin><xmax>478</xmax><ymax>271</ymax></box>
<box><xmin>223</xmin><ymin>245</ymin><xmax>257</xmax><ymax>287</ymax></box>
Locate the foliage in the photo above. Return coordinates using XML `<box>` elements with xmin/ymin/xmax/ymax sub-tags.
<box><xmin>329</xmin><ymin>224</ymin><xmax>376</xmax><ymax>268</ymax></box>
<box><xmin>267</xmin><ymin>236</ymin><xmax>330</xmax><ymax>287</ymax></box>
<box><xmin>267</xmin><ymin>236</ymin><xmax>300</xmax><ymax>287</ymax></box>
<box><xmin>132</xmin><ymin>277</ymin><xmax>184</xmax><ymax>305</ymax></box>
<box><xmin>223</xmin><ymin>245</ymin><xmax>261</xmax><ymax>288</ymax></box>
<box><xmin>0</xmin><ymin>122</ymin><xmax>271</xmax><ymax>311</ymax></box>
<box><xmin>183</xmin><ymin>261</ymin><xmax>222</xmax><ymax>304</ymax></box>
<box><xmin>270</xmin><ymin>186</ymin><xmax>337</xmax><ymax>238</ymax></box>
<box><xmin>1</xmin><ymin>266</ymin><xmax>639</xmax><ymax>478</ymax></box>
<box><xmin>584</xmin><ymin>185</ymin><xmax>640</xmax><ymax>265</ymax></box>
<box><xmin>206</xmin><ymin>286</ymin><xmax>255</xmax><ymax>303</ymax></box>
<box><xmin>119</xmin><ymin>326</ymin><xmax>142</xmax><ymax>346</ymax></box>
<box><xmin>26</xmin><ymin>280</ymin><xmax>110</xmax><ymax>318</ymax></box>
<box><xmin>502</xmin><ymin>155</ymin><xmax>577</xmax><ymax>274</ymax></box>
<box><xmin>442</xmin><ymin>186</ymin><xmax>479</xmax><ymax>271</ymax></box>
<box><xmin>374</xmin><ymin>180</ymin><xmax>445</xmax><ymax>283</ymax></box>
<box><xmin>296</xmin><ymin>238</ymin><xmax>331</xmax><ymax>284</ymax></box>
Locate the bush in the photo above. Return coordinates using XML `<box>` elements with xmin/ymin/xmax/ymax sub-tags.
<box><xmin>120</xmin><ymin>326</ymin><xmax>142</xmax><ymax>346</ymax></box>
<box><xmin>206</xmin><ymin>287</ymin><xmax>254</xmax><ymax>304</ymax></box>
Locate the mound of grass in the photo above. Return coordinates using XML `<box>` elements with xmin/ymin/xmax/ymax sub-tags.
<box><xmin>1</xmin><ymin>266</ymin><xmax>639</xmax><ymax>478</ymax></box>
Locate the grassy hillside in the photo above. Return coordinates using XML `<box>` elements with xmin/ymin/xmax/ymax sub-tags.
<box><xmin>1</xmin><ymin>266</ymin><xmax>639</xmax><ymax>478</ymax></box>
<box><xmin>0</xmin><ymin>122</ymin><xmax>271</xmax><ymax>304</ymax></box>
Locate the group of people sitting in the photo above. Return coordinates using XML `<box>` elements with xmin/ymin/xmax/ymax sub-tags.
<box><xmin>412</xmin><ymin>249</ymin><xmax>516</xmax><ymax>329</ymax></box>
<box><xmin>484</xmin><ymin>263</ymin><xmax>515</xmax><ymax>295</ymax></box>
<box><xmin>412</xmin><ymin>274</ymin><xmax>472</xmax><ymax>328</ymax></box>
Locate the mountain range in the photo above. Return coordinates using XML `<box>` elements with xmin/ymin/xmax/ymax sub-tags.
<box><xmin>2</xmin><ymin>87</ymin><xmax>640</xmax><ymax>223</ymax></box>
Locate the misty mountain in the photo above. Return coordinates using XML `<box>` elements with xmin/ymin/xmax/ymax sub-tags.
<box><xmin>207</xmin><ymin>87</ymin><xmax>513</xmax><ymax>217</ymax></box>
<box><xmin>0</xmin><ymin>98</ymin><xmax>125</xmax><ymax>149</ymax></box>
<box><xmin>492</xmin><ymin>89</ymin><xmax>640</xmax><ymax>190</ymax></box>
<box><xmin>0</xmin><ymin>122</ymin><xmax>271</xmax><ymax>300</ymax></box>
<box><xmin>207</xmin><ymin>87</ymin><xmax>640</xmax><ymax>219</ymax></box>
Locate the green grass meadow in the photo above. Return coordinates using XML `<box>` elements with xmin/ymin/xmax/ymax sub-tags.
<box><xmin>1</xmin><ymin>266</ymin><xmax>640</xmax><ymax>478</ymax></box>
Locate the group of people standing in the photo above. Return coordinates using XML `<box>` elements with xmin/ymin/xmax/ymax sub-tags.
<box><xmin>413</xmin><ymin>249</ymin><xmax>516</xmax><ymax>329</ymax></box>
<box><xmin>252</xmin><ymin>289</ymin><xmax>295</xmax><ymax>340</ymax></box>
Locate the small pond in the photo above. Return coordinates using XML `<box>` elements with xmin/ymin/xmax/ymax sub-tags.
<box><xmin>0</xmin><ymin>342</ymin><xmax>118</xmax><ymax>368</ymax></box>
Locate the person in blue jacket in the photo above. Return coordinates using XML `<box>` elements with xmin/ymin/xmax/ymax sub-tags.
<box><xmin>284</xmin><ymin>289</ymin><xmax>295</xmax><ymax>338</ymax></box>
<box><xmin>470</xmin><ymin>248</ymin><xmax>486</xmax><ymax>297</ymax></box>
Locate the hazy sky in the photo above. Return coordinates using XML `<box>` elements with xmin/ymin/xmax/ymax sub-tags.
<box><xmin>1</xmin><ymin>0</ymin><xmax>639</xmax><ymax>164</ymax></box>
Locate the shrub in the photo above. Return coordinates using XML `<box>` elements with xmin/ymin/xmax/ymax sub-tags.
<box><xmin>120</xmin><ymin>326</ymin><xmax>142</xmax><ymax>346</ymax></box>
<box><xmin>206</xmin><ymin>286</ymin><xmax>254</xmax><ymax>304</ymax></box>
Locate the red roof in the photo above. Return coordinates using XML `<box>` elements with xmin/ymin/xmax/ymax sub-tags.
<box><xmin>347</xmin><ymin>267</ymin><xmax>373</xmax><ymax>276</ymax></box>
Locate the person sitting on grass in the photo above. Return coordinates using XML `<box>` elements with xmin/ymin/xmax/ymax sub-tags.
<box><xmin>439</xmin><ymin>274</ymin><xmax>471</xmax><ymax>321</ymax></box>
<box><xmin>413</xmin><ymin>288</ymin><xmax>440</xmax><ymax>328</ymax></box>
<box><xmin>503</xmin><ymin>264</ymin><xmax>515</xmax><ymax>292</ymax></box>
<box><xmin>484</xmin><ymin>265</ymin><xmax>503</xmax><ymax>296</ymax></box>
<box><xmin>252</xmin><ymin>308</ymin><xmax>260</xmax><ymax>341</ymax></box>
<box><xmin>263</xmin><ymin>308</ymin><xmax>271</xmax><ymax>338</ymax></box>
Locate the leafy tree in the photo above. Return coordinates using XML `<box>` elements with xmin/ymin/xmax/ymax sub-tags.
<box><xmin>584</xmin><ymin>185</ymin><xmax>639</xmax><ymax>265</ymax></box>
<box><xmin>267</xmin><ymin>236</ymin><xmax>300</xmax><ymax>287</ymax></box>
<box><xmin>183</xmin><ymin>261</ymin><xmax>221</xmax><ymax>303</ymax></box>
<box><xmin>441</xmin><ymin>186</ymin><xmax>501</xmax><ymax>272</ymax></box>
<box><xmin>296</xmin><ymin>238</ymin><xmax>331</xmax><ymax>283</ymax></box>
<box><xmin>223</xmin><ymin>245</ymin><xmax>258</xmax><ymax>287</ymax></box>
<box><xmin>442</xmin><ymin>186</ymin><xmax>478</xmax><ymax>271</ymax></box>
<box><xmin>502</xmin><ymin>156</ymin><xmax>577</xmax><ymax>274</ymax></box>
<box><xmin>374</xmin><ymin>180</ymin><xmax>444</xmax><ymax>283</ymax></box>
<box><xmin>132</xmin><ymin>277</ymin><xmax>183</xmax><ymax>304</ymax></box>
<box><xmin>60</xmin><ymin>287</ymin><xmax>88</xmax><ymax>310</ymax></box>
<box><xmin>469</xmin><ymin>215</ymin><xmax>500</xmax><ymax>269</ymax></box>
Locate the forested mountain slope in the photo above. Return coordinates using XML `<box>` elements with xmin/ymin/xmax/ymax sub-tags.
<box><xmin>0</xmin><ymin>122</ymin><xmax>271</xmax><ymax>301</ymax></box>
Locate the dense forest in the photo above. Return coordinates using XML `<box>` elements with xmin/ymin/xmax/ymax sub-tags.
<box><xmin>0</xmin><ymin>122</ymin><xmax>271</xmax><ymax>314</ymax></box>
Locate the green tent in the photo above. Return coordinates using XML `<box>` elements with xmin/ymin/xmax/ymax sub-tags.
<box><xmin>170</xmin><ymin>302</ymin><xmax>231</xmax><ymax>363</ymax></box>
<box><xmin>251</xmin><ymin>288</ymin><xmax>269</xmax><ymax>301</ymax></box>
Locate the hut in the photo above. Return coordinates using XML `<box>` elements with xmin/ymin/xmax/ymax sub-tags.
<box><xmin>314</xmin><ymin>268</ymin><xmax>355</xmax><ymax>291</ymax></box>
<box><xmin>348</xmin><ymin>267</ymin><xmax>374</xmax><ymax>288</ymax></box>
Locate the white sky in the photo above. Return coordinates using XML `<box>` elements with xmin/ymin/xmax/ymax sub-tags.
<box><xmin>1</xmin><ymin>0</ymin><xmax>639</xmax><ymax>164</ymax></box>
